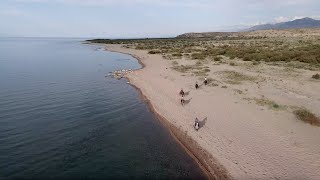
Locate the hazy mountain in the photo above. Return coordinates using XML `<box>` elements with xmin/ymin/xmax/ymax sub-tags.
<box><xmin>176</xmin><ymin>32</ymin><xmax>234</xmax><ymax>38</ymax></box>
<box><xmin>246</xmin><ymin>17</ymin><xmax>320</xmax><ymax>31</ymax></box>
<box><xmin>176</xmin><ymin>18</ymin><xmax>320</xmax><ymax>38</ymax></box>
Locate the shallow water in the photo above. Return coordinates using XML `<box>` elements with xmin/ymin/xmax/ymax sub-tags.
<box><xmin>0</xmin><ymin>38</ymin><xmax>206</xmax><ymax>179</ymax></box>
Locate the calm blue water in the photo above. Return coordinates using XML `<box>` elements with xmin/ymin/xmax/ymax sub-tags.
<box><xmin>0</xmin><ymin>38</ymin><xmax>205</xmax><ymax>179</ymax></box>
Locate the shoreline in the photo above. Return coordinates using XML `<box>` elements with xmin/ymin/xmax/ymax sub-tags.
<box><xmin>99</xmin><ymin>43</ymin><xmax>320</xmax><ymax>180</ymax></box>
<box><xmin>128</xmin><ymin>79</ymin><xmax>215</xmax><ymax>180</ymax></box>
<box><xmin>104</xmin><ymin>45</ymin><xmax>230</xmax><ymax>180</ymax></box>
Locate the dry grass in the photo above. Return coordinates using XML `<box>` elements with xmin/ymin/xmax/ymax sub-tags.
<box><xmin>193</xmin><ymin>70</ymin><xmax>209</xmax><ymax>77</ymax></box>
<box><xmin>213</xmin><ymin>56</ymin><xmax>223</xmax><ymax>62</ymax></box>
<box><xmin>88</xmin><ymin>31</ymin><xmax>320</xmax><ymax>70</ymax></box>
<box><xmin>220</xmin><ymin>71</ymin><xmax>257</xmax><ymax>84</ymax></box>
<box><xmin>172</xmin><ymin>63</ymin><xmax>207</xmax><ymax>76</ymax></box>
<box><xmin>254</xmin><ymin>98</ymin><xmax>286</xmax><ymax>110</ymax></box>
<box><xmin>229</xmin><ymin>62</ymin><xmax>236</xmax><ymax>66</ymax></box>
<box><xmin>172</xmin><ymin>61</ymin><xmax>179</xmax><ymax>66</ymax></box>
<box><xmin>234</xmin><ymin>89</ymin><xmax>243</xmax><ymax>94</ymax></box>
<box><xmin>293</xmin><ymin>109</ymin><xmax>320</xmax><ymax>126</ymax></box>
<box><xmin>172</xmin><ymin>65</ymin><xmax>193</xmax><ymax>73</ymax></box>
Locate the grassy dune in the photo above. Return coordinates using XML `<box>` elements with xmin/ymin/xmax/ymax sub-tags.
<box><xmin>88</xmin><ymin>29</ymin><xmax>320</xmax><ymax>71</ymax></box>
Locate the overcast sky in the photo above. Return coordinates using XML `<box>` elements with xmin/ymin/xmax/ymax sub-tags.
<box><xmin>1</xmin><ymin>0</ymin><xmax>319</xmax><ymax>38</ymax></box>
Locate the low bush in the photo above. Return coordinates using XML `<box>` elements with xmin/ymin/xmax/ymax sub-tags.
<box><xmin>148</xmin><ymin>50</ymin><xmax>161</xmax><ymax>54</ymax></box>
<box><xmin>312</xmin><ymin>73</ymin><xmax>320</xmax><ymax>79</ymax></box>
<box><xmin>191</xmin><ymin>53</ymin><xmax>206</xmax><ymax>60</ymax></box>
<box><xmin>172</xmin><ymin>53</ymin><xmax>183</xmax><ymax>57</ymax></box>
<box><xmin>252</xmin><ymin>61</ymin><xmax>260</xmax><ymax>65</ymax></box>
<box><xmin>221</xmin><ymin>71</ymin><xmax>257</xmax><ymax>84</ymax></box>
<box><xmin>213</xmin><ymin>56</ymin><xmax>222</xmax><ymax>61</ymax></box>
<box><xmin>203</xmin><ymin>68</ymin><xmax>211</xmax><ymax>72</ymax></box>
<box><xmin>243</xmin><ymin>54</ymin><xmax>252</xmax><ymax>61</ymax></box>
<box><xmin>172</xmin><ymin>61</ymin><xmax>179</xmax><ymax>65</ymax></box>
<box><xmin>293</xmin><ymin>109</ymin><xmax>320</xmax><ymax>126</ymax></box>
<box><xmin>195</xmin><ymin>61</ymin><xmax>202</xmax><ymax>66</ymax></box>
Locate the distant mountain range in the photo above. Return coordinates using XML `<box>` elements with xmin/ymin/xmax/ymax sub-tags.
<box><xmin>245</xmin><ymin>17</ymin><xmax>320</xmax><ymax>31</ymax></box>
<box><xmin>176</xmin><ymin>18</ymin><xmax>320</xmax><ymax>38</ymax></box>
<box><xmin>176</xmin><ymin>32</ymin><xmax>233</xmax><ymax>38</ymax></box>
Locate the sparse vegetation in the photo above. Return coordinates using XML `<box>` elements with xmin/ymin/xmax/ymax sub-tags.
<box><xmin>193</xmin><ymin>70</ymin><xmax>209</xmax><ymax>77</ymax></box>
<box><xmin>253</xmin><ymin>97</ymin><xmax>286</xmax><ymax>110</ymax></box>
<box><xmin>203</xmin><ymin>68</ymin><xmax>211</xmax><ymax>72</ymax></box>
<box><xmin>234</xmin><ymin>89</ymin><xmax>243</xmax><ymax>94</ymax></box>
<box><xmin>213</xmin><ymin>56</ymin><xmax>222</xmax><ymax>61</ymax></box>
<box><xmin>172</xmin><ymin>65</ymin><xmax>193</xmax><ymax>73</ymax></box>
<box><xmin>87</xmin><ymin>30</ymin><xmax>320</xmax><ymax>70</ymax></box>
<box><xmin>192</xmin><ymin>53</ymin><xmax>206</xmax><ymax>60</ymax></box>
<box><xmin>195</xmin><ymin>61</ymin><xmax>202</xmax><ymax>66</ymax></box>
<box><xmin>172</xmin><ymin>61</ymin><xmax>179</xmax><ymax>66</ymax></box>
<box><xmin>220</xmin><ymin>71</ymin><xmax>257</xmax><ymax>84</ymax></box>
<box><xmin>312</xmin><ymin>73</ymin><xmax>320</xmax><ymax>79</ymax></box>
<box><xmin>252</xmin><ymin>61</ymin><xmax>260</xmax><ymax>65</ymax></box>
<box><xmin>172</xmin><ymin>53</ymin><xmax>183</xmax><ymax>57</ymax></box>
<box><xmin>293</xmin><ymin>109</ymin><xmax>320</xmax><ymax>126</ymax></box>
<box><xmin>148</xmin><ymin>50</ymin><xmax>161</xmax><ymax>54</ymax></box>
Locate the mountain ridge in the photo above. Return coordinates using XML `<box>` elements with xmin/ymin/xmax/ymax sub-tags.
<box><xmin>176</xmin><ymin>18</ymin><xmax>320</xmax><ymax>38</ymax></box>
<box><xmin>245</xmin><ymin>17</ymin><xmax>320</xmax><ymax>31</ymax></box>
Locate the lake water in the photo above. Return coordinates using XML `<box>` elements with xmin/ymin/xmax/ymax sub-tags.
<box><xmin>0</xmin><ymin>38</ymin><xmax>205</xmax><ymax>179</ymax></box>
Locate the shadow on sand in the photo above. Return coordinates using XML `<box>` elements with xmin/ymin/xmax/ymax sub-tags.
<box><xmin>184</xmin><ymin>91</ymin><xmax>190</xmax><ymax>96</ymax></box>
<box><xmin>184</xmin><ymin>98</ymin><xmax>192</xmax><ymax>105</ymax></box>
<box><xmin>199</xmin><ymin>117</ymin><xmax>207</xmax><ymax>129</ymax></box>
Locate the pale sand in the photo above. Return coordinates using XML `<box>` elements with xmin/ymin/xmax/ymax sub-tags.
<box><xmin>106</xmin><ymin>44</ymin><xmax>320</xmax><ymax>180</ymax></box>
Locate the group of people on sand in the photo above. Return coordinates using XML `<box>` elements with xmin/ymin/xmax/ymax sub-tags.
<box><xmin>178</xmin><ymin>77</ymin><xmax>208</xmax><ymax>131</ymax></box>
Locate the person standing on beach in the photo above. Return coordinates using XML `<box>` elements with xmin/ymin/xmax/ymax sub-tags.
<box><xmin>195</xmin><ymin>81</ymin><xmax>199</xmax><ymax>89</ymax></box>
<box><xmin>204</xmin><ymin>77</ymin><xmax>208</xmax><ymax>86</ymax></box>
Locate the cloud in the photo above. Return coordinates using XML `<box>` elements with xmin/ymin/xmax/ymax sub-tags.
<box><xmin>274</xmin><ymin>16</ymin><xmax>291</xmax><ymax>23</ymax></box>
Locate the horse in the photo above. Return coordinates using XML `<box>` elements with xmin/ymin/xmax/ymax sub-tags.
<box><xmin>204</xmin><ymin>77</ymin><xmax>208</xmax><ymax>86</ymax></box>
<box><xmin>180</xmin><ymin>98</ymin><xmax>185</xmax><ymax>106</ymax></box>
<box><xmin>194</xmin><ymin>118</ymin><xmax>200</xmax><ymax>130</ymax></box>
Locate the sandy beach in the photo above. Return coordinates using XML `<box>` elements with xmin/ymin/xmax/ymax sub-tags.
<box><xmin>106</xmin><ymin>44</ymin><xmax>320</xmax><ymax>180</ymax></box>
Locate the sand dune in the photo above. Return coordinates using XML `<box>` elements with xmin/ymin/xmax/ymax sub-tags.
<box><xmin>106</xmin><ymin>44</ymin><xmax>320</xmax><ymax>180</ymax></box>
